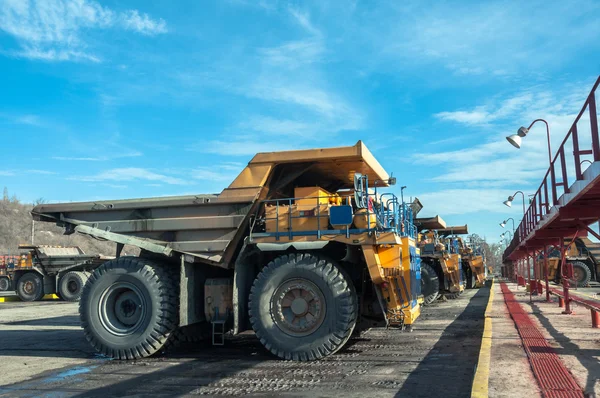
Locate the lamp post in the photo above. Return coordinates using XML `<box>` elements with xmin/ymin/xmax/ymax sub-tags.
<box><xmin>500</xmin><ymin>217</ymin><xmax>516</xmax><ymax>232</ymax></box>
<box><xmin>506</xmin><ymin>119</ymin><xmax>552</xmax><ymax>164</ymax></box>
<box><xmin>503</xmin><ymin>191</ymin><xmax>526</xmax><ymax>214</ymax></box>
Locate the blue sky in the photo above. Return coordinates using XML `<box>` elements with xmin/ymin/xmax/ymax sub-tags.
<box><xmin>1</xmin><ymin>0</ymin><xmax>599</xmax><ymax>243</ymax></box>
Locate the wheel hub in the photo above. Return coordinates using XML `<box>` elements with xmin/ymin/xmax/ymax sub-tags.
<box><xmin>99</xmin><ymin>282</ymin><xmax>146</xmax><ymax>336</ymax></box>
<box><xmin>24</xmin><ymin>281</ymin><xmax>34</xmax><ymax>294</ymax></box>
<box><xmin>67</xmin><ymin>280</ymin><xmax>79</xmax><ymax>293</ymax></box>
<box><xmin>272</xmin><ymin>278</ymin><xmax>326</xmax><ymax>337</ymax></box>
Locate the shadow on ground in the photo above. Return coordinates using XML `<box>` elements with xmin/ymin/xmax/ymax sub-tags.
<box><xmin>394</xmin><ymin>283</ymin><xmax>490</xmax><ymax>398</ymax></box>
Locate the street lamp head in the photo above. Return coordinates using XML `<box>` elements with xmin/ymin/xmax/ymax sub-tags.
<box><xmin>517</xmin><ymin>126</ymin><xmax>529</xmax><ymax>137</ymax></box>
<box><xmin>500</xmin><ymin>221</ymin><xmax>506</xmax><ymax>228</ymax></box>
<box><xmin>506</xmin><ymin>134</ymin><xmax>522</xmax><ymax>149</ymax></box>
<box><xmin>506</xmin><ymin>126</ymin><xmax>528</xmax><ymax>149</ymax></box>
<box><xmin>503</xmin><ymin>196</ymin><xmax>514</xmax><ymax>208</ymax></box>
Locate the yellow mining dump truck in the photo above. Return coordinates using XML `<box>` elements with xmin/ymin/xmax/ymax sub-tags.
<box><xmin>459</xmin><ymin>234</ymin><xmax>487</xmax><ymax>289</ymax></box>
<box><xmin>535</xmin><ymin>237</ymin><xmax>600</xmax><ymax>287</ymax></box>
<box><xmin>415</xmin><ymin>216</ymin><xmax>466</xmax><ymax>304</ymax></box>
<box><xmin>32</xmin><ymin>141</ymin><xmax>422</xmax><ymax>361</ymax></box>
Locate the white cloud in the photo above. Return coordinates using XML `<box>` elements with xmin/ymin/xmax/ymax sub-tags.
<box><xmin>238</xmin><ymin>116</ymin><xmax>314</xmax><ymax>137</ymax></box>
<box><xmin>435</xmin><ymin>109</ymin><xmax>490</xmax><ymax>125</ymax></box>
<box><xmin>120</xmin><ymin>10</ymin><xmax>167</xmax><ymax>35</ymax></box>
<box><xmin>52</xmin><ymin>156</ymin><xmax>104</xmax><ymax>161</ymax></box>
<box><xmin>197</xmin><ymin>140</ymin><xmax>296</xmax><ymax>156</ymax></box>
<box><xmin>414</xmin><ymin>78</ymin><xmax>595</xmax><ymax>217</ymax></box>
<box><xmin>0</xmin><ymin>0</ymin><xmax>167</xmax><ymax>62</ymax></box>
<box><xmin>417</xmin><ymin>188</ymin><xmax>524</xmax><ymax>216</ymax></box>
<box><xmin>288</xmin><ymin>7</ymin><xmax>321</xmax><ymax>37</ymax></box>
<box><xmin>71</xmin><ymin>168</ymin><xmax>186</xmax><ymax>185</ymax></box>
<box><xmin>259</xmin><ymin>39</ymin><xmax>323</xmax><ymax>69</ymax></box>
<box><xmin>0</xmin><ymin>171</ymin><xmax>15</xmax><ymax>176</ymax></box>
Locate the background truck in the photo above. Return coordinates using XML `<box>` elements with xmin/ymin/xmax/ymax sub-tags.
<box><xmin>416</xmin><ymin>217</ymin><xmax>468</xmax><ymax>304</ymax></box>
<box><xmin>535</xmin><ymin>237</ymin><xmax>600</xmax><ymax>287</ymax></box>
<box><xmin>32</xmin><ymin>141</ymin><xmax>422</xmax><ymax>361</ymax></box>
<box><xmin>459</xmin><ymin>234</ymin><xmax>487</xmax><ymax>289</ymax></box>
<box><xmin>0</xmin><ymin>245</ymin><xmax>108</xmax><ymax>301</ymax></box>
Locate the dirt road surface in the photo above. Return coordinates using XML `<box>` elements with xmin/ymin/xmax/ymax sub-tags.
<box><xmin>0</xmin><ymin>288</ymin><xmax>489</xmax><ymax>397</ymax></box>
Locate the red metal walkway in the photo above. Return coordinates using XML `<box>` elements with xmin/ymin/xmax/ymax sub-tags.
<box><xmin>504</xmin><ymin>76</ymin><xmax>600</xmax><ymax>261</ymax></box>
<box><xmin>500</xmin><ymin>283</ymin><xmax>584</xmax><ymax>398</ymax></box>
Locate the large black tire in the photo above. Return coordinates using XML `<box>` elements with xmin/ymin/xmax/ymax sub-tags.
<box><xmin>445</xmin><ymin>292</ymin><xmax>461</xmax><ymax>300</ymax></box>
<box><xmin>0</xmin><ymin>277</ymin><xmax>10</xmax><ymax>292</ymax></box>
<box><xmin>249</xmin><ymin>253</ymin><xmax>357</xmax><ymax>361</ymax></box>
<box><xmin>571</xmin><ymin>261</ymin><xmax>591</xmax><ymax>287</ymax></box>
<box><xmin>80</xmin><ymin>257</ymin><xmax>179</xmax><ymax>360</ymax></box>
<box><xmin>16</xmin><ymin>272</ymin><xmax>44</xmax><ymax>302</ymax></box>
<box><xmin>58</xmin><ymin>271</ymin><xmax>88</xmax><ymax>302</ymax></box>
<box><xmin>465</xmin><ymin>268</ymin><xmax>474</xmax><ymax>289</ymax></box>
<box><xmin>420</xmin><ymin>262</ymin><xmax>440</xmax><ymax>305</ymax></box>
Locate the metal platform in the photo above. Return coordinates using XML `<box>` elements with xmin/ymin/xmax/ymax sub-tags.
<box><xmin>504</xmin><ymin>76</ymin><xmax>600</xmax><ymax>261</ymax></box>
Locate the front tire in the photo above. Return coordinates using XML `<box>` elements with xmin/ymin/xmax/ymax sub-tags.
<box><xmin>249</xmin><ymin>253</ymin><xmax>357</xmax><ymax>361</ymax></box>
<box><xmin>17</xmin><ymin>272</ymin><xmax>44</xmax><ymax>302</ymax></box>
<box><xmin>80</xmin><ymin>257</ymin><xmax>179</xmax><ymax>360</ymax></box>
<box><xmin>571</xmin><ymin>261</ymin><xmax>591</xmax><ymax>287</ymax></box>
<box><xmin>0</xmin><ymin>277</ymin><xmax>10</xmax><ymax>292</ymax></box>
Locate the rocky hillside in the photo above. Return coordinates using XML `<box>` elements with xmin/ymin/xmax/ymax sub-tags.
<box><xmin>0</xmin><ymin>188</ymin><xmax>130</xmax><ymax>256</ymax></box>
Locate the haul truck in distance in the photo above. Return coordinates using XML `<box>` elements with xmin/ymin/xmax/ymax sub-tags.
<box><xmin>459</xmin><ymin>234</ymin><xmax>487</xmax><ymax>289</ymax></box>
<box><xmin>32</xmin><ymin>141</ymin><xmax>422</xmax><ymax>361</ymax></box>
<box><xmin>416</xmin><ymin>217</ymin><xmax>467</xmax><ymax>304</ymax></box>
<box><xmin>0</xmin><ymin>245</ymin><xmax>108</xmax><ymax>301</ymax></box>
<box><xmin>535</xmin><ymin>237</ymin><xmax>600</xmax><ymax>287</ymax></box>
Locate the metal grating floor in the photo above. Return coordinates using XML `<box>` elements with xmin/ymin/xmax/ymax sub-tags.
<box><xmin>500</xmin><ymin>283</ymin><xmax>584</xmax><ymax>398</ymax></box>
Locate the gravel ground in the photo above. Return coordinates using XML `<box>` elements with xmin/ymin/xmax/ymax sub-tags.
<box><xmin>0</xmin><ymin>288</ymin><xmax>489</xmax><ymax>397</ymax></box>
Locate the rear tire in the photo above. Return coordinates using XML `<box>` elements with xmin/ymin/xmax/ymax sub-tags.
<box><xmin>465</xmin><ymin>268</ymin><xmax>474</xmax><ymax>289</ymax></box>
<box><xmin>0</xmin><ymin>277</ymin><xmax>10</xmax><ymax>292</ymax></box>
<box><xmin>80</xmin><ymin>257</ymin><xmax>179</xmax><ymax>360</ymax></box>
<box><xmin>58</xmin><ymin>271</ymin><xmax>88</xmax><ymax>302</ymax></box>
<box><xmin>445</xmin><ymin>292</ymin><xmax>461</xmax><ymax>300</ymax></box>
<box><xmin>249</xmin><ymin>253</ymin><xmax>357</xmax><ymax>361</ymax></box>
<box><xmin>420</xmin><ymin>262</ymin><xmax>440</xmax><ymax>305</ymax></box>
<box><xmin>571</xmin><ymin>261</ymin><xmax>591</xmax><ymax>287</ymax></box>
<box><xmin>16</xmin><ymin>272</ymin><xmax>44</xmax><ymax>302</ymax></box>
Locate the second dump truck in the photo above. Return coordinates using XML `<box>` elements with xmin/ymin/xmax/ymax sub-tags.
<box><xmin>0</xmin><ymin>245</ymin><xmax>107</xmax><ymax>301</ymax></box>
<box><xmin>32</xmin><ymin>142</ymin><xmax>422</xmax><ymax>361</ymax></box>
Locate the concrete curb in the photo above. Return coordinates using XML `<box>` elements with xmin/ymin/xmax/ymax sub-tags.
<box><xmin>471</xmin><ymin>279</ymin><xmax>494</xmax><ymax>398</ymax></box>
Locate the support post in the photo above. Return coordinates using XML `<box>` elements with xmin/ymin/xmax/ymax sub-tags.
<box><xmin>544</xmin><ymin>246</ymin><xmax>551</xmax><ymax>302</ymax></box>
<box><xmin>592</xmin><ymin>310</ymin><xmax>599</xmax><ymax>329</ymax></box>
<box><xmin>528</xmin><ymin>251</ymin><xmax>532</xmax><ymax>302</ymax></box>
<box><xmin>560</xmin><ymin>237</ymin><xmax>572</xmax><ymax>315</ymax></box>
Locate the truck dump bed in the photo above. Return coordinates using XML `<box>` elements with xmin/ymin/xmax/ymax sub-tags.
<box><xmin>32</xmin><ymin>141</ymin><xmax>389</xmax><ymax>269</ymax></box>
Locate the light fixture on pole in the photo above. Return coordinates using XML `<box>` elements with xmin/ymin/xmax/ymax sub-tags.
<box><xmin>500</xmin><ymin>217</ymin><xmax>516</xmax><ymax>232</ymax></box>
<box><xmin>503</xmin><ymin>190</ymin><xmax>526</xmax><ymax>213</ymax></box>
<box><xmin>507</xmin><ymin>119</ymin><xmax>552</xmax><ymax>164</ymax></box>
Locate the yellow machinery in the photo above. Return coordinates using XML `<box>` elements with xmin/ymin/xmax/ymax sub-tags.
<box><xmin>534</xmin><ymin>237</ymin><xmax>598</xmax><ymax>287</ymax></box>
<box><xmin>459</xmin><ymin>235</ymin><xmax>487</xmax><ymax>288</ymax></box>
<box><xmin>416</xmin><ymin>220</ymin><xmax>466</xmax><ymax>303</ymax></box>
<box><xmin>252</xmin><ymin>181</ymin><xmax>422</xmax><ymax>327</ymax></box>
<box><xmin>33</xmin><ymin>141</ymin><xmax>423</xmax><ymax>361</ymax></box>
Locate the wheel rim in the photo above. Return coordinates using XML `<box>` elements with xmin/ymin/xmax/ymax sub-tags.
<box><xmin>98</xmin><ymin>282</ymin><xmax>147</xmax><ymax>336</ymax></box>
<box><xmin>23</xmin><ymin>280</ymin><xmax>35</xmax><ymax>295</ymax></box>
<box><xmin>0</xmin><ymin>279</ymin><xmax>8</xmax><ymax>290</ymax></box>
<box><xmin>272</xmin><ymin>278</ymin><xmax>326</xmax><ymax>337</ymax></box>
<box><xmin>573</xmin><ymin>267</ymin><xmax>584</xmax><ymax>282</ymax></box>
<box><xmin>67</xmin><ymin>279</ymin><xmax>79</xmax><ymax>294</ymax></box>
